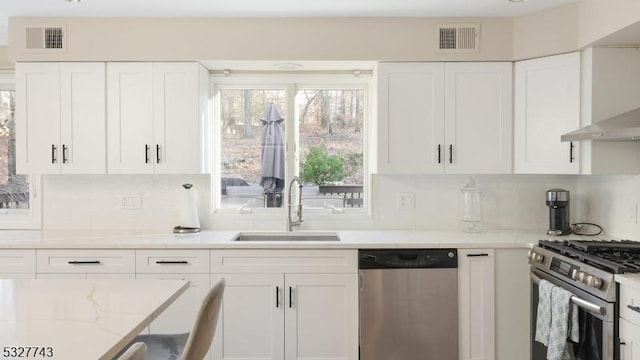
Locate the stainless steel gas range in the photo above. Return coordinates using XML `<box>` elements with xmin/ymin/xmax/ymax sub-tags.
<box><xmin>528</xmin><ymin>239</ymin><xmax>640</xmax><ymax>360</ymax></box>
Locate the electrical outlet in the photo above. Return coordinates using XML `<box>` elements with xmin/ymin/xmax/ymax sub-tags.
<box><xmin>397</xmin><ymin>192</ymin><xmax>415</xmax><ymax>210</ymax></box>
<box><xmin>120</xmin><ymin>194</ymin><xmax>142</xmax><ymax>210</ymax></box>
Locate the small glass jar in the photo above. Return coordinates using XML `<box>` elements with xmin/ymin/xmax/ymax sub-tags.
<box><xmin>461</xmin><ymin>177</ymin><xmax>483</xmax><ymax>233</ymax></box>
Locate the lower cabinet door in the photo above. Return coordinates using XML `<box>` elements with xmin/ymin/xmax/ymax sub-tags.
<box><xmin>621</xmin><ymin>318</ymin><xmax>640</xmax><ymax>360</ymax></box>
<box><xmin>135</xmin><ymin>273</ymin><xmax>210</xmax><ymax>334</ymax></box>
<box><xmin>211</xmin><ymin>273</ymin><xmax>284</xmax><ymax>360</ymax></box>
<box><xmin>458</xmin><ymin>249</ymin><xmax>495</xmax><ymax>360</ymax></box>
<box><xmin>285</xmin><ymin>273</ymin><xmax>358</xmax><ymax>360</ymax></box>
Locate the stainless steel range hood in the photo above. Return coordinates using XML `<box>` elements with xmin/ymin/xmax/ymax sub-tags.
<box><xmin>561</xmin><ymin>108</ymin><xmax>640</xmax><ymax>142</ymax></box>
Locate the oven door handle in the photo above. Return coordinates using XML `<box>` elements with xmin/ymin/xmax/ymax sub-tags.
<box><xmin>530</xmin><ymin>272</ymin><xmax>606</xmax><ymax>316</ymax></box>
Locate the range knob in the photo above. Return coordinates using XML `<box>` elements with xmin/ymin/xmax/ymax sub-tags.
<box><xmin>527</xmin><ymin>250</ymin><xmax>544</xmax><ymax>263</ymax></box>
<box><xmin>585</xmin><ymin>275</ymin><xmax>603</xmax><ymax>289</ymax></box>
<box><xmin>570</xmin><ymin>269</ymin><xmax>581</xmax><ymax>281</ymax></box>
<box><xmin>574</xmin><ymin>270</ymin><xmax>587</xmax><ymax>282</ymax></box>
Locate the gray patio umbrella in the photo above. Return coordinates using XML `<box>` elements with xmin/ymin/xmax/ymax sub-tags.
<box><xmin>259</xmin><ymin>102</ymin><xmax>285</xmax><ymax>205</ymax></box>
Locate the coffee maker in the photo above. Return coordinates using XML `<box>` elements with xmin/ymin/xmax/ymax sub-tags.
<box><xmin>545</xmin><ymin>189</ymin><xmax>571</xmax><ymax>235</ymax></box>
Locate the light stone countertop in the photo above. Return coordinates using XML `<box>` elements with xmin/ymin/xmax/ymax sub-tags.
<box><xmin>0</xmin><ymin>228</ymin><xmax>611</xmax><ymax>249</ymax></box>
<box><xmin>615</xmin><ymin>273</ymin><xmax>640</xmax><ymax>289</ymax></box>
<box><xmin>0</xmin><ymin>278</ymin><xmax>189</xmax><ymax>360</ymax></box>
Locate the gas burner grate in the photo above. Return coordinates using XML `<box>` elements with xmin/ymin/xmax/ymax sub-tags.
<box><xmin>538</xmin><ymin>239</ymin><xmax>640</xmax><ymax>274</ymax></box>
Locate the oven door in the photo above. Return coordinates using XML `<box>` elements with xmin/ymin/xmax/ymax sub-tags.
<box><xmin>530</xmin><ymin>268</ymin><xmax>617</xmax><ymax>360</ymax></box>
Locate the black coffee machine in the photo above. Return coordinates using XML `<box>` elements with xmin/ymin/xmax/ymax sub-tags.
<box><xmin>546</xmin><ymin>189</ymin><xmax>571</xmax><ymax>235</ymax></box>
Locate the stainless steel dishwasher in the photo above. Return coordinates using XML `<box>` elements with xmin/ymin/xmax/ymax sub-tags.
<box><xmin>359</xmin><ymin>249</ymin><xmax>458</xmax><ymax>360</ymax></box>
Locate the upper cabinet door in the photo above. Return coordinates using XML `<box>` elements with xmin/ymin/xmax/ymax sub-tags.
<box><xmin>377</xmin><ymin>63</ymin><xmax>445</xmax><ymax>174</ymax></box>
<box><xmin>59</xmin><ymin>63</ymin><xmax>106</xmax><ymax>174</ymax></box>
<box><xmin>16</xmin><ymin>63</ymin><xmax>62</xmax><ymax>174</ymax></box>
<box><xmin>514</xmin><ymin>52</ymin><xmax>581</xmax><ymax>174</ymax></box>
<box><xmin>152</xmin><ymin>63</ymin><xmax>202</xmax><ymax>174</ymax></box>
<box><xmin>444</xmin><ymin>63</ymin><xmax>513</xmax><ymax>174</ymax></box>
<box><xmin>107</xmin><ymin>63</ymin><xmax>155</xmax><ymax>174</ymax></box>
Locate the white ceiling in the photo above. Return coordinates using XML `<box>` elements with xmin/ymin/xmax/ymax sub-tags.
<box><xmin>0</xmin><ymin>0</ymin><xmax>579</xmax><ymax>46</ymax></box>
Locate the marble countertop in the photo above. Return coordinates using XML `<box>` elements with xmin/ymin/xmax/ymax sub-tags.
<box><xmin>615</xmin><ymin>273</ymin><xmax>640</xmax><ymax>289</ymax></box>
<box><xmin>0</xmin><ymin>278</ymin><xmax>189</xmax><ymax>360</ymax></box>
<box><xmin>0</xmin><ymin>228</ymin><xmax>608</xmax><ymax>249</ymax></box>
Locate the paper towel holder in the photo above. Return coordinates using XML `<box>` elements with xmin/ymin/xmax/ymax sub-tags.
<box><xmin>173</xmin><ymin>183</ymin><xmax>201</xmax><ymax>234</ymax></box>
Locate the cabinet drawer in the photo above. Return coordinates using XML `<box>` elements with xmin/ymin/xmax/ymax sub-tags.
<box><xmin>0</xmin><ymin>249</ymin><xmax>36</xmax><ymax>274</ymax></box>
<box><xmin>136</xmin><ymin>249</ymin><xmax>209</xmax><ymax>273</ymax></box>
<box><xmin>211</xmin><ymin>250</ymin><xmax>357</xmax><ymax>274</ymax></box>
<box><xmin>621</xmin><ymin>284</ymin><xmax>640</xmax><ymax>326</ymax></box>
<box><xmin>36</xmin><ymin>249</ymin><xmax>135</xmax><ymax>273</ymax></box>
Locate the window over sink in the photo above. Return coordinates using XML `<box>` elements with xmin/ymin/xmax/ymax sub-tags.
<box><xmin>212</xmin><ymin>73</ymin><xmax>370</xmax><ymax>214</ymax></box>
<box><xmin>0</xmin><ymin>72</ymin><xmax>41</xmax><ymax>229</ymax></box>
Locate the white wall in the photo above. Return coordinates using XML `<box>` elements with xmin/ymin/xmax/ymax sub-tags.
<box><xmin>8</xmin><ymin>17</ymin><xmax>514</xmax><ymax>62</ymax></box>
<box><xmin>41</xmin><ymin>173</ymin><xmax>577</xmax><ymax>233</ymax></box>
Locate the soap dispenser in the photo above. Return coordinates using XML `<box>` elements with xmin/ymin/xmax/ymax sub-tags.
<box><xmin>460</xmin><ymin>177</ymin><xmax>483</xmax><ymax>233</ymax></box>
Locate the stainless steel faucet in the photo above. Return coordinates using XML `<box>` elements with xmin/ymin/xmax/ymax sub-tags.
<box><xmin>287</xmin><ymin>176</ymin><xmax>303</xmax><ymax>232</ymax></box>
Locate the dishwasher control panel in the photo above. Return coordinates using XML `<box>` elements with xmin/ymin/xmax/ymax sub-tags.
<box><xmin>359</xmin><ymin>249</ymin><xmax>458</xmax><ymax>269</ymax></box>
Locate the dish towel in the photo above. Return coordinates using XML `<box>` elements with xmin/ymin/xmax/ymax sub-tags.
<box><xmin>547</xmin><ymin>286</ymin><xmax>580</xmax><ymax>360</ymax></box>
<box><xmin>535</xmin><ymin>279</ymin><xmax>554</xmax><ymax>346</ymax></box>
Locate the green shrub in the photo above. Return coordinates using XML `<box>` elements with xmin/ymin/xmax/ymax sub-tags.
<box><xmin>301</xmin><ymin>146</ymin><xmax>344</xmax><ymax>185</ymax></box>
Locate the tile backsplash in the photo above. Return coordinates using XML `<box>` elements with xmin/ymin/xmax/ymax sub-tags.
<box><xmin>576</xmin><ymin>175</ymin><xmax>640</xmax><ymax>239</ymax></box>
<box><xmin>41</xmin><ymin>173</ymin><xmax>579</xmax><ymax>233</ymax></box>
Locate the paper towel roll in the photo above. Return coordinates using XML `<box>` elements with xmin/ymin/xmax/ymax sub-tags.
<box><xmin>179</xmin><ymin>183</ymin><xmax>200</xmax><ymax>229</ymax></box>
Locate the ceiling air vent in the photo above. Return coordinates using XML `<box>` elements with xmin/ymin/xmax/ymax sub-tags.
<box><xmin>436</xmin><ymin>24</ymin><xmax>480</xmax><ymax>53</ymax></box>
<box><xmin>25</xmin><ymin>26</ymin><xmax>65</xmax><ymax>51</ymax></box>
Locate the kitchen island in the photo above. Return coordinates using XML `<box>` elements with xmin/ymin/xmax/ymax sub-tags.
<box><xmin>0</xmin><ymin>278</ymin><xmax>189</xmax><ymax>360</ymax></box>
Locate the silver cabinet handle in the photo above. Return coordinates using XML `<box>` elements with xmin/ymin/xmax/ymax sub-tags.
<box><xmin>155</xmin><ymin>260</ymin><xmax>189</xmax><ymax>264</ymax></box>
<box><xmin>449</xmin><ymin>144</ymin><xmax>453</xmax><ymax>164</ymax></box>
<box><xmin>68</xmin><ymin>260</ymin><xmax>101</xmax><ymax>264</ymax></box>
<box><xmin>156</xmin><ymin>144</ymin><xmax>161</xmax><ymax>164</ymax></box>
<box><xmin>276</xmin><ymin>286</ymin><xmax>280</xmax><ymax>308</ymax></box>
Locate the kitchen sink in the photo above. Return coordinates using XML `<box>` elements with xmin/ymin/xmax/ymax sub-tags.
<box><xmin>233</xmin><ymin>232</ymin><xmax>340</xmax><ymax>242</ymax></box>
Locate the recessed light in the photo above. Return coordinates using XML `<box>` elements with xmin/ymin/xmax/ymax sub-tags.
<box><xmin>509</xmin><ymin>0</ymin><xmax>526</xmax><ymax>2</ymax></box>
<box><xmin>274</xmin><ymin>63</ymin><xmax>303</xmax><ymax>70</ymax></box>
<box><xmin>65</xmin><ymin>0</ymin><xmax>82</xmax><ymax>3</ymax></box>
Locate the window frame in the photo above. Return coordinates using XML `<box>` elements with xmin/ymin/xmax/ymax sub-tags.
<box><xmin>210</xmin><ymin>73</ymin><xmax>372</xmax><ymax>218</ymax></box>
<box><xmin>0</xmin><ymin>71</ymin><xmax>42</xmax><ymax>229</ymax></box>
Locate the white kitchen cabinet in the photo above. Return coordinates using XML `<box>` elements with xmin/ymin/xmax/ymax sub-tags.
<box><xmin>36</xmin><ymin>249</ymin><xmax>135</xmax><ymax>274</ymax></box>
<box><xmin>377</xmin><ymin>62</ymin><xmax>445</xmax><ymax>174</ymax></box>
<box><xmin>16</xmin><ymin>62</ymin><xmax>106</xmax><ymax>174</ymax></box>
<box><xmin>211</xmin><ymin>250</ymin><xmax>358</xmax><ymax>360</ymax></box>
<box><xmin>135</xmin><ymin>250</ymin><xmax>211</xmax><ymax>336</ymax></box>
<box><xmin>444</xmin><ymin>63</ymin><xmax>512</xmax><ymax>174</ymax></box>
<box><xmin>514</xmin><ymin>52</ymin><xmax>581</xmax><ymax>174</ymax></box>
<box><xmin>377</xmin><ymin>62</ymin><xmax>512</xmax><ymax>174</ymax></box>
<box><xmin>107</xmin><ymin>62</ymin><xmax>209</xmax><ymax>174</ymax></box>
<box><xmin>0</xmin><ymin>249</ymin><xmax>36</xmax><ymax>279</ymax></box>
<box><xmin>35</xmin><ymin>249</ymin><xmax>135</xmax><ymax>278</ymax></box>
<box><xmin>136</xmin><ymin>273</ymin><xmax>210</xmax><ymax>333</ymax></box>
<box><xmin>620</xmin><ymin>318</ymin><xmax>640</xmax><ymax>360</ymax></box>
<box><xmin>211</xmin><ymin>273</ymin><xmax>284</xmax><ymax>360</ymax></box>
<box><xmin>495</xmin><ymin>248</ymin><xmax>529</xmax><ymax>360</ymax></box>
<box><xmin>619</xmin><ymin>278</ymin><xmax>640</xmax><ymax>360</ymax></box>
<box><xmin>458</xmin><ymin>249</ymin><xmax>495</xmax><ymax>360</ymax></box>
<box><xmin>284</xmin><ymin>273</ymin><xmax>358</xmax><ymax>360</ymax></box>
